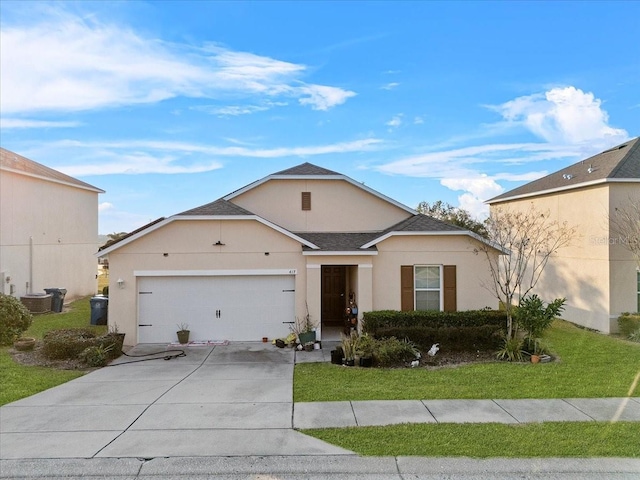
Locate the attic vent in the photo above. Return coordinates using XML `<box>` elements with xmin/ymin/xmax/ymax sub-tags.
<box><xmin>301</xmin><ymin>191</ymin><xmax>311</xmax><ymax>210</ymax></box>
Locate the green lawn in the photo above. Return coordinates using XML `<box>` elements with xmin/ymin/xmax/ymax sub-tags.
<box><xmin>295</xmin><ymin>320</ymin><xmax>640</xmax><ymax>402</ymax></box>
<box><xmin>304</xmin><ymin>422</ymin><xmax>640</xmax><ymax>457</ymax></box>
<box><xmin>0</xmin><ymin>296</ymin><xmax>106</xmax><ymax>406</ymax></box>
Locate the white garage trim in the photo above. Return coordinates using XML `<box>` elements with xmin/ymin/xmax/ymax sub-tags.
<box><xmin>134</xmin><ymin>269</ymin><xmax>297</xmax><ymax>277</ymax></box>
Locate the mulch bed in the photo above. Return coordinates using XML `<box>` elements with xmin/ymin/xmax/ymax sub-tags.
<box><xmin>9</xmin><ymin>341</ymin><xmax>96</xmax><ymax>372</ymax></box>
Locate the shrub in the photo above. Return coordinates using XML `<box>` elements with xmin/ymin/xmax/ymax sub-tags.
<box><xmin>496</xmin><ymin>336</ymin><xmax>525</xmax><ymax>362</ymax></box>
<box><xmin>79</xmin><ymin>344</ymin><xmax>114</xmax><ymax>367</ymax></box>
<box><xmin>516</xmin><ymin>295</ymin><xmax>565</xmax><ymax>352</ymax></box>
<box><xmin>372</xmin><ymin>336</ymin><xmax>420</xmax><ymax>367</ymax></box>
<box><xmin>629</xmin><ymin>329</ymin><xmax>640</xmax><ymax>343</ymax></box>
<box><xmin>363</xmin><ymin>309</ymin><xmax>507</xmax><ymax>332</ymax></box>
<box><xmin>0</xmin><ymin>293</ymin><xmax>33</xmax><ymax>346</ymax></box>
<box><xmin>373</xmin><ymin>325</ymin><xmax>503</xmax><ymax>353</ymax></box>
<box><xmin>618</xmin><ymin>313</ymin><xmax>640</xmax><ymax>337</ymax></box>
<box><xmin>42</xmin><ymin>329</ymin><xmax>99</xmax><ymax>360</ymax></box>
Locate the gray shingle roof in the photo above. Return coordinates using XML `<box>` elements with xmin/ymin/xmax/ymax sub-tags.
<box><xmin>383</xmin><ymin>214</ymin><xmax>466</xmax><ymax>233</ymax></box>
<box><xmin>178</xmin><ymin>198</ymin><xmax>254</xmax><ymax>216</ymax></box>
<box><xmin>273</xmin><ymin>162</ymin><xmax>341</xmax><ymax>176</ymax></box>
<box><xmin>488</xmin><ymin>137</ymin><xmax>640</xmax><ymax>203</ymax></box>
<box><xmin>1</xmin><ymin>147</ymin><xmax>104</xmax><ymax>193</ymax></box>
<box><xmin>295</xmin><ymin>232</ymin><xmax>380</xmax><ymax>251</ymax></box>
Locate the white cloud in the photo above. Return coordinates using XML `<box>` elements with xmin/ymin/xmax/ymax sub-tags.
<box><xmin>98</xmin><ymin>202</ymin><xmax>114</xmax><ymax>212</ymax></box>
<box><xmin>381</xmin><ymin>82</ymin><xmax>400</xmax><ymax>90</ymax></box>
<box><xmin>377</xmin><ymin>86</ymin><xmax>629</xmax><ymax>217</ymax></box>
<box><xmin>494</xmin><ymin>86</ymin><xmax>628</xmax><ymax>148</ymax></box>
<box><xmin>413</xmin><ymin>116</ymin><xmax>424</xmax><ymax>125</ymax></box>
<box><xmin>31</xmin><ymin>137</ymin><xmax>383</xmax><ymax>176</ymax></box>
<box><xmin>386</xmin><ymin>114</ymin><xmax>403</xmax><ymax>128</ymax></box>
<box><xmin>440</xmin><ymin>176</ymin><xmax>505</xmax><ymax>219</ymax></box>
<box><xmin>0</xmin><ymin>7</ymin><xmax>355</xmax><ymax>114</ymax></box>
<box><xmin>0</xmin><ymin>118</ymin><xmax>81</xmax><ymax>129</ymax></box>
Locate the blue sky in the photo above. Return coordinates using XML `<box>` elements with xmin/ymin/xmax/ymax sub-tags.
<box><xmin>1</xmin><ymin>1</ymin><xmax>638</xmax><ymax>235</ymax></box>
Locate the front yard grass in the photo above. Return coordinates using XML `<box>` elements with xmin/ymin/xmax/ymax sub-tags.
<box><xmin>0</xmin><ymin>296</ymin><xmax>106</xmax><ymax>406</ymax></box>
<box><xmin>304</xmin><ymin>422</ymin><xmax>640</xmax><ymax>457</ymax></box>
<box><xmin>294</xmin><ymin>320</ymin><xmax>640</xmax><ymax>402</ymax></box>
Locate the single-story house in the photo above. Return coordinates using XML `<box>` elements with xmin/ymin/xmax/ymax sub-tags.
<box><xmin>0</xmin><ymin>147</ymin><xmax>104</xmax><ymax>303</ymax></box>
<box><xmin>487</xmin><ymin>137</ymin><xmax>640</xmax><ymax>333</ymax></box>
<box><xmin>98</xmin><ymin>163</ymin><xmax>501</xmax><ymax>344</ymax></box>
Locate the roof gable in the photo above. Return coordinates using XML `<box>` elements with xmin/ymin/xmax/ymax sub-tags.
<box><xmin>178</xmin><ymin>198</ymin><xmax>254</xmax><ymax>216</ymax></box>
<box><xmin>273</xmin><ymin>162</ymin><xmax>340</xmax><ymax>176</ymax></box>
<box><xmin>488</xmin><ymin>137</ymin><xmax>640</xmax><ymax>204</ymax></box>
<box><xmin>0</xmin><ymin>147</ymin><xmax>104</xmax><ymax>193</ymax></box>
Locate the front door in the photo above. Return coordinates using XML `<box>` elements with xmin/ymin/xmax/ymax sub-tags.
<box><xmin>321</xmin><ymin>266</ymin><xmax>346</xmax><ymax>325</ymax></box>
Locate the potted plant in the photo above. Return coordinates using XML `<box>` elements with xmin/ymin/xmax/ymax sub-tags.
<box><xmin>105</xmin><ymin>323</ymin><xmax>126</xmax><ymax>356</ymax></box>
<box><xmin>516</xmin><ymin>295</ymin><xmax>564</xmax><ymax>363</ymax></box>
<box><xmin>341</xmin><ymin>331</ymin><xmax>359</xmax><ymax>366</ymax></box>
<box><xmin>292</xmin><ymin>306</ymin><xmax>317</xmax><ymax>345</ymax></box>
<box><xmin>176</xmin><ymin>323</ymin><xmax>190</xmax><ymax>344</ymax></box>
<box><xmin>357</xmin><ymin>333</ymin><xmax>374</xmax><ymax>367</ymax></box>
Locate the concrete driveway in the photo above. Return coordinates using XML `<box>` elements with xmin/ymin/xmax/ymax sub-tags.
<box><xmin>0</xmin><ymin>342</ymin><xmax>352</xmax><ymax>459</ymax></box>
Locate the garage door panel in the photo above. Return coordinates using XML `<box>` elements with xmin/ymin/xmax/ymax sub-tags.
<box><xmin>138</xmin><ymin>275</ymin><xmax>295</xmax><ymax>343</ymax></box>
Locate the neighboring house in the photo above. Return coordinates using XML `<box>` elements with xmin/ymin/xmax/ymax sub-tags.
<box><xmin>487</xmin><ymin>137</ymin><xmax>640</xmax><ymax>333</ymax></box>
<box><xmin>0</xmin><ymin>148</ymin><xmax>104</xmax><ymax>302</ymax></box>
<box><xmin>98</xmin><ymin>163</ymin><xmax>502</xmax><ymax>345</ymax></box>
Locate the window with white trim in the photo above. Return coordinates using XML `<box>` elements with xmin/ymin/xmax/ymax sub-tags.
<box><xmin>414</xmin><ymin>265</ymin><xmax>442</xmax><ymax>311</ymax></box>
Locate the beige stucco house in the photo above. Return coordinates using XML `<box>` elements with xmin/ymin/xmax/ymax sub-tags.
<box><xmin>487</xmin><ymin>137</ymin><xmax>640</xmax><ymax>333</ymax></box>
<box><xmin>99</xmin><ymin>163</ymin><xmax>501</xmax><ymax>345</ymax></box>
<box><xmin>0</xmin><ymin>147</ymin><xmax>104</xmax><ymax>303</ymax></box>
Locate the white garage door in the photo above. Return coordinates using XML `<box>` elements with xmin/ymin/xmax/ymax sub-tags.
<box><xmin>137</xmin><ymin>274</ymin><xmax>295</xmax><ymax>343</ymax></box>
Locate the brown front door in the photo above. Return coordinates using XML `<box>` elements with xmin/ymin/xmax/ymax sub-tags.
<box><xmin>322</xmin><ymin>266</ymin><xmax>346</xmax><ymax>325</ymax></box>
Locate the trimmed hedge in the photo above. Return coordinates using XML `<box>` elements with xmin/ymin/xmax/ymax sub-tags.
<box><xmin>362</xmin><ymin>309</ymin><xmax>507</xmax><ymax>353</ymax></box>
<box><xmin>618</xmin><ymin>313</ymin><xmax>640</xmax><ymax>337</ymax></box>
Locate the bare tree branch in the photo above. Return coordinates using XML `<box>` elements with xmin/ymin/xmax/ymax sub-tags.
<box><xmin>610</xmin><ymin>197</ymin><xmax>640</xmax><ymax>267</ymax></box>
<box><xmin>477</xmin><ymin>204</ymin><xmax>576</xmax><ymax>338</ymax></box>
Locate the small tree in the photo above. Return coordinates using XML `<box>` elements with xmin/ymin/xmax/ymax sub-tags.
<box><xmin>610</xmin><ymin>198</ymin><xmax>640</xmax><ymax>267</ymax></box>
<box><xmin>417</xmin><ymin>200</ymin><xmax>488</xmax><ymax>238</ymax></box>
<box><xmin>516</xmin><ymin>294</ymin><xmax>566</xmax><ymax>353</ymax></box>
<box><xmin>478</xmin><ymin>204</ymin><xmax>576</xmax><ymax>339</ymax></box>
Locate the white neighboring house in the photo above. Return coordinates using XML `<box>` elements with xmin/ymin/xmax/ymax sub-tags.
<box><xmin>0</xmin><ymin>147</ymin><xmax>104</xmax><ymax>302</ymax></box>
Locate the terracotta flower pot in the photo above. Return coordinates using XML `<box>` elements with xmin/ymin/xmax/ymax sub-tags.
<box><xmin>531</xmin><ymin>354</ymin><xmax>541</xmax><ymax>364</ymax></box>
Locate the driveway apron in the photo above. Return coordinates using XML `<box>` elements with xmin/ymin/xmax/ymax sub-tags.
<box><xmin>0</xmin><ymin>342</ymin><xmax>352</xmax><ymax>459</ymax></box>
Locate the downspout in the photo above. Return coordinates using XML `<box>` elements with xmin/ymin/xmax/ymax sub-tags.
<box><xmin>29</xmin><ymin>236</ymin><xmax>33</xmax><ymax>294</ymax></box>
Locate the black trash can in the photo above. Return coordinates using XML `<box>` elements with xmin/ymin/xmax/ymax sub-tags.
<box><xmin>44</xmin><ymin>288</ymin><xmax>67</xmax><ymax>313</ymax></box>
<box><xmin>90</xmin><ymin>296</ymin><xmax>108</xmax><ymax>325</ymax></box>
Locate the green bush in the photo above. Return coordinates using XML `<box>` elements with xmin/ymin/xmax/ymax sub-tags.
<box><xmin>79</xmin><ymin>344</ymin><xmax>114</xmax><ymax>367</ymax></box>
<box><xmin>371</xmin><ymin>337</ymin><xmax>420</xmax><ymax>367</ymax></box>
<box><xmin>362</xmin><ymin>309</ymin><xmax>506</xmax><ymax>333</ymax></box>
<box><xmin>42</xmin><ymin>329</ymin><xmax>99</xmax><ymax>360</ymax></box>
<box><xmin>362</xmin><ymin>309</ymin><xmax>506</xmax><ymax>353</ymax></box>
<box><xmin>0</xmin><ymin>293</ymin><xmax>33</xmax><ymax>346</ymax></box>
<box><xmin>618</xmin><ymin>313</ymin><xmax>640</xmax><ymax>337</ymax></box>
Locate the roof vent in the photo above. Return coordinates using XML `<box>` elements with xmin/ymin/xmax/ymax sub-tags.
<box><xmin>562</xmin><ymin>174</ymin><xmax>573</xmax><ymax>180</ymax></box>
<box><xmin>587</xmin><ymin>164</ymin><xmax>594</xmax><ymax>174</ymax></box>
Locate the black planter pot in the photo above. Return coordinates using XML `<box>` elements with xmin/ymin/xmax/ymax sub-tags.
<box><xmin>344</xmin><ymin>358</ymin><xmax>355</xmax><ymax>367</ymax></box>
<box><xmin>359</xmin><ymin>356</ymin><xmax>373</xmax><ymax>367</ymax></box>
<box><xmin>330</xmin><ymin>349</ymin><xmax>342</xmax><ymax>364</ymax></box>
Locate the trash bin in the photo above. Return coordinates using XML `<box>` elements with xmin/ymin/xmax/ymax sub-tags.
<box><xmin>44</xmin><ymin>288</ymin><xmax>67</xmax><ymax>313</ymax></box>
<box><xmin>90</xmin><ymin>296</ymin><xmax>108</xmax><ymax>325</ymax></box>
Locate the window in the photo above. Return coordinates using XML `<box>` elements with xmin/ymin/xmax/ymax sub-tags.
<box><xmin>301</xmin><ymin>192</ymin><xmax>311</xmax><ymax>210</ymax></box>
<box><xmin>414</xmin><ymin>265</ymin><xmax>442</xmax><ymax>311</ymax></box>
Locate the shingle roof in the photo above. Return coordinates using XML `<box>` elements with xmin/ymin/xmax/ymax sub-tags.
<box><xmin>295</xmin><ymin>232</ymin><xmax>380</xmax><ymax>251</ymax></box>
<box><xmin>488</xmin><ymin>137</ymin><xmax>640</xmax><ymax>203</ymax></box>
<box><xmin>98</xmin><ymin>217</ymin><xmax>166</xmax><ymax>251</ymax></box>
<box><xmin>295</xmin><ymin>214</ymin><xmax>465</xmax><ymax>251</ymax></box>
<box><xmin>273</xmin><ymin>162</ymin><xmax>341</xmax><ymax>176</ymax></box>
<box><xmin>0</xmin><ymin>147</ymin><xmax>104</xmax><ymax>193</ymax></box>
<box><xmin>383</xmin><ymin>214</ymin><xmax>466</xmax><ymax>233</ymax></box>
<box><xmin>178</xmin><ymin>198</ymin><xmax>254</xmax><ymax>216</ymax></box>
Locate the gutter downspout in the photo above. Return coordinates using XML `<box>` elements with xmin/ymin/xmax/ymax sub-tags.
<box><xmin>29</xmin><ymin>236</ymin><xmax>33</xmax><ymax>294</ymax></box>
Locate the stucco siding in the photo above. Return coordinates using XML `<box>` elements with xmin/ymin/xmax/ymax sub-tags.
<box><xmin>489</xmin><ymin>184</ymin><xmax>639</xmax><ymax>333</ymax></box>
<box><xmin>0</xmin><ymin>169</ymin><xmax>99</xmax><ymax>300</ymax></box>
<box><xmin>372</xmin><ymin>235</ymin><xmax>497</xmax><ymax>311</ymax></box>
<box><xmin>231</xmin><ymin>179</ymin><xmax>411</xmax><ymax>232</ymax></box>
<box><xmin>106</xmin><ymin>219</ymin><xmax>307</xmax><ymax>344</ymax></box>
